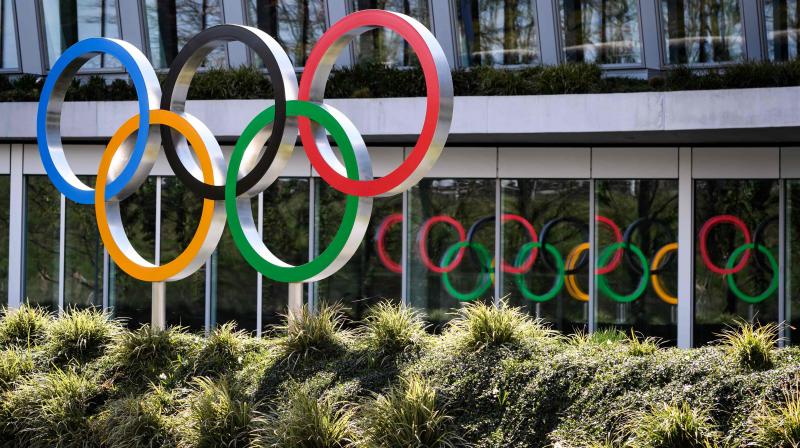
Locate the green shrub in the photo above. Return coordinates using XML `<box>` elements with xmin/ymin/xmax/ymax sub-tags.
<box><xmin>626</xmin><ymin>330</ymin><xmax>661</xmax><ymax>357</ymax></box>
<box><xmin>5</xmin><ymin>369</ymin><xmax>102</xmax><ymax>448</ymax></box>
<box><xmin>45</xmin><ymin>307</ymin><xmax>122</xmax><ymax>365</ymax></box>
<box><xmin>94</xmin><ymin>385</ymin><xmax>180</xmax><ymax>448</ymax></box>
<box><xmin>361</xmin><ymin>301</ymin><xmax>426</xmax><ymax>360</ymax></box>
<box><xmin>0</xmin><ymin>304</ymin><xmax>51</xmax><ymax>348</ymax></box>
<box><xmin>363</xmin><ymin>374</ymin><xmax>460</xmax><ymax>448</ymax></box>
<box><xmin>446</xmin><ymin>301</ymin><xmax>555</xmax><ymax>349</ymax></box>
<box><xmin>626</xmin><ymin>402</ymin><xmax>720</xmax><ymax>448</ymax></box>
<box><xmin>108</xmin><ymin>324</ymin><xmax>194</xmax><ymax>386</ymax></box>
<box><xmin>0</xmin><ymin>348</ymin><xmax>34</xmax><ymax>390</ymax></box>
<box><xmin>566</xmin><ymin>328</ymin><xmax>628</xmax><ymax>346</ymax></box>
<box><xmin>268</xmin><ymin>383</ymin><xmax>358</xmax><ymax>448</ymax></box>
<box><xmin>194</xmin><ymin>322</ymin><xmax>248</xmax><ymax>377</ymax></box>
<box><xmin>747</xmin><ymin>386</ymin><xmax>800</xmax><ymax>447</ymax></box>
<box><xmin>278</xmin><ymin>303</ymin><xmax>349</xmax><ymax>360</ymax></box>
<box><xmin>185</xmin><ymin>376</ymin><xmax>263</xmax><ymax>448</ymax></box>
<box><xmin>717</xmin><ymin>321</ymin><xmax>778</xmax><ymax>370</ymax></box>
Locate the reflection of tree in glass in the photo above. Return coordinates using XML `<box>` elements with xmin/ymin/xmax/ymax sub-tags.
<box><xmin>146</xmin><ymin>0</ymin><xmax>226</xmax><ymax>68</ymax></box>
<box><xmin>663</xmin><ymin>0</ymin><xmax>743</xmax><ymax>64</ymax></box>
<box><xmin>352</xmin><ymin>0</ymin><xmax>429</xmax><ymax>67</ymax></box>
<box><xmin>562</xmin><ymin>0</ymin><xmax>642</xmax><ymax>64</ymax></box>
<box><xmin>765</xmin><ymin>0</ymin><xmax>800</xmax><ymax>61</ymax></box>
<box><xmin>459</xmin><ymin>0</ymin><xmax>538</xmax><ymax>66</ymax></box>
<box><xmin>44</xmin><ymin>0</ymin><xmax>121</xmax><ymax>68</ymax></box>
<box><xmin>64</xmin><ymin>176</ymin><xmax>103</xmax><ymax>308</ymax></box>
<box><xmin>24</xmin><ymin>177</ymin><xmax>60</xmax><ymax>310</ymax></box>
<box><xmin>247</xmin><ymin>0</ymin><xmax>326</xmax><ymax>66</ymax></box>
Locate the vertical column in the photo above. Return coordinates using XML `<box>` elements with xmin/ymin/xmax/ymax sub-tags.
<box><xmin>102</xmin><ymin>249</ymin><xmax>109</xmax><ymax>311</ymax></box>
<box><xmin>204</xmin><ymin>259</ymin><xmax>212</xmax><ymax>335</ymax></box>
<box><xmin>256</xmin><ymin>192</ymin><xmax>263</xmax><ymax>337</ymax></box>
<box><xmin>588</xmin><ymin>179</ymin><xmax>596</xmax><ymax>332</ymax></box>
<box><xmin>429</xmin><ymin>0</ymin><xmax>457</xmax><ymax>68</ymax></box>
<box><xmin>677</xmin><ymin>147</ymin><xmax>694</xmax><ymax>348</ymax></box>
<box><xmin>57</xmin><ymin>194</ymin><xmax>65</xmax><ymax>314</ymax></box>
<box><xmin>494</xmin><ymin>175</ymin><xmax>502</xmax><ymax>305</ymax></box>
<box><xmin>779</xmin><ymin>178</ymin><xmax>787</xmax><ymax>346</ymax></box>
<box><xmin>325</xmin><ymin>0</ymin><xmax>353</xmax><ymax>68</ymax></box>
<box><xmin>118</xmin><ymin>0</ymin><xmax>146</xmax><ymax>52</ymax></box>
<box><xmin>639</xmin><ymin>0</ymin><xmax>665</xmax><ymax>72</ymax></box>
<box><xmin>222</xmin><ymin>0</ymin><xmax>250</xmax><ymax>67</ymax></box>
<box><xmin>401</xmin><ymin>188</ymin><xmax>409</xmax><ymax>307</ymax></box>
<box><xmin>308</xmin><ymin>176</ymin><xmax>317</xmax><ymax>311</ymax></box>
<box><xmin>536</xmin><ymin>0</ymin><xmax>561</xmax><ymax>65</ymax></box>
<box><xmin>741</xmin><ymin>0</ymin><xmax>766</xmax><ymax>61</ymax></box>
<box><xmin>7</xmin><ymin>145</ymin><xmax>24</xmax><ymax>308</ymax></box>
<box><xmin>13</xmin><ymin>0</ymin><xmax>46</xmax><ymax>74</ymax></box>
<box><xmin>152</xmin><ymin>177</ymin><xmax>165</xmax><ymax>329</ymax></box>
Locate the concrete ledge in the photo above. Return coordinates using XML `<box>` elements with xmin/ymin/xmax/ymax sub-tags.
<box><xmin>2</xmin><ymin>87</ymin><xmax>799</xmax><ymax>145</ymax></box>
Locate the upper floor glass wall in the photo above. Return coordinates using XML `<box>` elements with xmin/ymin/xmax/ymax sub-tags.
<box><xmin>765</xmin><ymin>0</ymin><xmax>800</xmax><ymax>61</ymax></box>
<box><xmin>145</xmin><ymin>0</ymin><xmax>226</xmax><ymax>69</ymax></box>
<box><xmin>456</xmin><ymin>0</ymin><xmax>539</xmax><ymax>67</ymax></box>
<box><xmin>0</xmin><ymin>0</ymin><xmax>18</xmax><ymax>70</ymax></box>
<box><xmin>560</xmin><ymin>0</ymin><xmax>643</xmax><ymax>65</ymax></box>
<box><xmin>661</xmin><ymin>0</ymin><xmax>744</xmax><ymax>65</ymax></box>
<box><xmin>350</xmin><ymin>0</ymin><xmax>430</xmax><ymax>66</ymax></box>
<box><xmin>245</xmin><ymin>0</ymin><xmax>327</xmax><ymax>67</ymax></box>
<box><xmin>42</xmin><ymin>0</ymin><xmax>121</xmax><ymax>69</ymax></box>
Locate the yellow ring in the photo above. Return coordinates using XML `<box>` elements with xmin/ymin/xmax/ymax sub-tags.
<box><xmin>651</xmin><ymin>242</ymin><xmax>678</xmax><ymax>305</ymax></box>
<box><xmin>95</xmin><ymin>110</ymin><xmax>219</xmax><ymax>282</ymax></box>
<box><xmin>564</xmin><ymin>242</ymin><xmax>589</xmax><ymax>302</ymax></box>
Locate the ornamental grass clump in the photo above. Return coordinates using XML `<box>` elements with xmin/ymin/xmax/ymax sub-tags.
<box><xmin>446</xmin><ymin>301</ymin><xmax>555</xmax><ymax>349</ymax></box>
<box><xmin>626</xmin><ymin>330</ymin><xmax>661</xmax><ymax>357</ymax></box>
<box><xmin>268</xmin><ymin>383</ymin><xmax>358</xmax><ymax>448</ymax></box>
<box><xmin>0</xmin><ymin>348</ymin><xmax>34</xmax><ymax>390</ymax></box>
<box><xmin>278</xmin><ymin>303</ymin><xmax>349</xmax><ymax>360</ymax></box>
<box><xmin>193</xmin><ymin>322</ymin><xmax>247</xmax><ymax>377</ymax></box>
<box><xmin>0</xmin><ymin>304</ymin><xmax>51</xmax><ymax>348</ymax></box>
<box><xmin>717</xmin><ymin>321</ymin><xmax>779</xmax><ymax>370</ymax></box>
<box><xmin>362</xmin><ymin>374</ymin><xmax>461</xmax><ymax>448</ymax></box>
<box><xmin>747</xmin><ymin>386</ymin><xmax>800</xmax><ymax>447</ymax></box>
<box><xmin>94</xmin><ymin>385</ymin><xmax>180</xmax><ymax>448</ymax></box>
<box><xmin>626</xmin><ymin>401</ymin><xmax>720</xmax><ymax>448</ymax></box>
<box><xmin>45</xmin><ymin>307</ymin><xmax>122</xmax><ymax>365</ymax></box>
<box><xmin>361</xmin><ymin>301</ymin><xmax>427</xmax><ymax>360</ymax></box>
<box><xmin>108</xmin><ymin>324</ymin><xmax>194</xmax><ymax>386</ymax></box>
<box><xmin>184</xmin><ymin>376</ymin><xmax>264</xmax><ymax>448</ymax></box>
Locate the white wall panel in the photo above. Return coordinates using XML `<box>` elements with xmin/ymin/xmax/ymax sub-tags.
<box><xmin>592</xmin><ymin>147</ymin><xmax>679</xmax><ymax>178</ymax></box>
<box><xmin>311</xmin><ymin>147</ymin><xmax>402</xmax><ymax>178</ymax></box>
<box><xmin>781</xmin><ymin>148</ymin><xmax>800</xmax><ymax>178</ymax></box>
<box><xmin>498</xmin><ymin>147</ymin><xmax>590</xmax><ymax>178</ymax></box>
<box><xmin>24</xmin><ymin>144</ymin><xmax>105</xmax><ymax>175</ymax></box>
<box><xmin>692</xmin><ymin>147</ymin><xmax>779</xmax><ymax>179</ymax></box>
<box><xmin>419</xmin><ymin>147</ymin><xmax>497</xmax><ymax>178</ymax></box>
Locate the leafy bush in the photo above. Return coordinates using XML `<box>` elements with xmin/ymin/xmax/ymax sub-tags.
<box><xmin>445</xmin><ymin>301</ymin><xmax>555</xmax><ymax>349</ymax></box>
<box><xmin>45</xmin><ymin>307</ymin><xmax>121</xmax><ymax>365</ymax></box>
<box><xmin>268</xmin><ymin>383</ymin><xmax>358</xmax><ymax>448</ymax></box>
<box><xmin>193</xmin><ymin>322</ymin><xmax>247</xmax><ymax>377</ymax></box>
<box><xmin>626</xmin><ymin>330</ymin><xmax>661</xmax><ymax>357</ymax></box>
<box><xmin>94</xmin><ymin>385</ymin><xmax>180</xmax><ymax>448</ymax></box>
<box><xmin>184</xmin><ymin>376</ymin><xmax>263</xmax><ymax>448</ymax></box>
<box><xmin>108</xmin><ymin>324</ymin><xmax>195</xmax><ymax>387</ymax></box>
<box><xmin>278</xmin><ymin>303</ymin><xmax>349</xmax><ymax>360</ymax></box>
<box><xmin>0</xmin><ymin>304</ymin><xmax>51</xmax><ymax>348</ymax></box>
<box><xmin>626</xmin><ymin>401</ymin><xmax>720</xmax><ymax>448</ymax></box>
<box><xmin>747</xmin><ymin>386</ymin><xmax>800</xmax><ymax>447</ymax></box>
<box><xmin>360</xmin><ymin>301</ymin><xmax>427</xmax><ymax>361</ymax></box>
<box><xmin>0</xmin><ymin>348</ymin><xmax>34</xmax><ymax>390</ymax></box>
<box><xmin>717</xmin><ymin>321</ymin><xmax>778</xmax><ymax>370</ymax></box>
<box><xmin>362</xmin><ymin>374</ymin><xmax>460</xmax><ymax>448</ymax></box>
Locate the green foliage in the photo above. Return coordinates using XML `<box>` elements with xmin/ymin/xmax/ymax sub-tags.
<box><xmin>717</xmin><ymin>321</ymin><xmax>778</xmax><ymax>370</ymax></box>
<box><xmin>626</xmin><ymin>401</ymin><xmax>720</xmax><ymax>448</ymax></box>
<box><xmin>626</xmin><ymin>329</ymin><xmax>661</xmax><ymax>357</ymax></box>
<box><xmin>184</xmin><ymin>376</ymin><xmax>263</xmax><ymax>448</ymax></box>
<box><xmin>94</xmin><ymin>385</ymin><xmax>180</xmax><ymax>448</ymax></box>
<box><xmin>278</xmin><ymin>303</ymin><xmax>349</xmax><ymax>360</ymax></box>
<box><xmin>0</xmin><ymin>348</ymin><xmax>34</xmax><ymax>390</ymax></box>
<box><xmin>268</xmin><ymin>383</ymin><xmax>358</xmax><ymax>448</ymax></box>
<box><xmin>45</xmin><ymin>307</ymin><xmax>121</xmax><ymax>365</ymax></box>
<box><xmin>445</xmin><ymin>301</ymin><xmax>556</xmax><ymax>349</ymax></box>
<box><xmin>360</xmin><ymin>301</ymin><xmax>427</xmax><ymax>361</ymax></box>
<box><xmin>193</xmin><ymin>322</ymin><xmax>248</xmax><ymax>377</ymax></box>
<box><xmin>362</xmin><ymin>374</ymin><xmax>461</xmax><ymax>448</ymax></box>
<box><xmin>747</xmin><ymin>385</ymin><xmax>800</xmax><ymax>447</ymax></box>
<box><xmin>0</xmin><ymin>304</ymin><xmax>52</xmax><ymax>348</ymax></box>
<box><xmin>108</xmin><ymin>324</ymin><xmax>195</xmax><ymax>387</ymax></box>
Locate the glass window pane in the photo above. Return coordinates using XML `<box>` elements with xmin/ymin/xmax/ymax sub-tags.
<box><xmin>694</xmin><ymin>180</ymin><xmax>779</xmax><ymax>346</ymax></box>
<box><xmin>211</xmin><ymin>218</ymin><xmax>258</xmax><ymax>333</ymax></box>
<box><xmin>316</xmin><ymin>181</ymin><xmax>402</xmax><ymax>322</ymax></box>
<box><xmin>245</xmin><ymin>0</ymin><xmax>326</xmax><ymax>67</ymax></box>
<box><xmin>63</xmin><ymin>175</ymin><xmax>103</xmax><ymax>309</ymax></box>
<box><xmin>409</xmin><ymin>179</ymin><xmax>495</xmax><ymax>329</ymax></box>
<box><xmin>1</xmin><ymin>0</ymin><xmax>18</xmax><ymax>70</ymax></box>
<box><xmin>160</xmin><ymin>177</ymin><xmax>206</xmax><ymax>331</ymax></box>
<box><xmin>765</xmin><ymin>1</ymin><xmax>800</xmax><ymax>61</ymax></box>
<box><xmin>456</xmin><ymin>0</ymin><xmax>539</xmax><ymax>67</ymax></box>
<box><xmin>0</xmin><ymin>176</ymin><xmax>8</xmax><ymax>301</ymax></box>
<box><xmin>42</xmin><ymin>0</ymin><xmax>121</xmax><ymax>69</ymax></box>
<box><xmin>561</xmin><ymin>0</ymin><xmax>642</xmax><ymax>64</ymax></box>
<box><xmin>350</xmin><ymin>0</ymin><xmax>430</xmax><ymax>66</ymax></box>
<box><xmin>500</xmin><ymin>179</ymin><xmax>590</xmax><ymax>333</ymax></box>
<box><xmin>595</xmin><ymin>180</ymin><xmax>678</xmax><ymax>343</ymax></box>
<box><xmin>789</xmin><ymin>180</ymin><xmax>800</xmax><ymax>344</ymax></box>
<box><xmin>661</xmin><ymin>0</ymin><xmax>744</xmax><ymax>65</ymax></box>
<box><xmin>145</xmin><ymin>0</ymin><xmax>226</xmax><ymax>69</ymax></box>
<box><xmin>109</xmin><ymin>177</ymin><xmax>157</xmax><ymax>328</ymax></box>
<box><xmin>24</xmin><ymin>177</ymin><xmax>60</xmax><ymax>310</ymax></box>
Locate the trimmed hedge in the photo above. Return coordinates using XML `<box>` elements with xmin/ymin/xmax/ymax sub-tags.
<box><xmin>5</xmin><ymin>60</ymin><xmax>800</xmax><ymax>102</ymax></box>
<box><xmin>0</xmin><ymin>302</ymin><xmax>799</xmax><ymax>447</ymax></box>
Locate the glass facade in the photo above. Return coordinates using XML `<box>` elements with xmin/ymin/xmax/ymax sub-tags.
<box><xmin>789</xmin><ymin>180</ymin><xmax>800</xmax><ymax>344</ymax></box>
<box><xmin>456</xmin><ymin>0</ymin><xmax>539</xmax><ymax>67</ymax></box>
<box><xmin>0</xmin><ymin>0</ymin><xmax>18</xmax><ymax>70</ymax></box>
<box><xmin>42</xmin><ymin>0</ymin><xmax>121</xmax><ymax>69</ymax></box>
<box><xmin>245</xmin><ymin>0</ymin><xmax>326</xmax><ymax>67</ymax></box>
<box><xmin>350</xmin><ymin>0</ymin><xmax>430</xmax><ymax>66</ymax></box>
<box><xmin>145</xmin><ymin>0</ymin><xmax>226</xmax><ymax>69</ymax></box>
<box><xmin>23</xmin><ymin>176</ymin><xmax>60</xmax><ymax>310</ymax></box>
<box><xmin>63</xmin><ymin>176</ymin><xmax>103</xmax><ymax>309</ymax></box>
<box><xmin>560</xmin><ymin>0</ymin><xmax>642</xmax><ymax>65</ymax></box>
<box><xmin>661</xmin><ymin>0</ymin><xmax>745</xmax><ymax>65</ymax></box>
<box><xmin>765</xmin><ymin>0</ymin><xmax>800</xmax><ymax>61</ymax></box>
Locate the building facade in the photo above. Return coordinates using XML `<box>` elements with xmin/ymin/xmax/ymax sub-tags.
<box><xmin>2</xmin><ymin>0</ymin><xmax>800</xmax><ymax>348</ymax></box>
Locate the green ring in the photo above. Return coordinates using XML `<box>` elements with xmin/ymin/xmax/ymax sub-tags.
<box><xmin>225</xmin><ymin>100</ymin><xmax>361</xmax><ymax>282</ymax></box>
<box><xmin>725</xmin><ymin>243</ymin><xmax>778</xmax><ymax>304</ymax></box>
<box><xmin>441</xmin><ymin>241</ymin><xmax>493</xmax><ymax>302</ymax></box>
<box><xmin>597</xmin><ymin>242</ymin><xmax>649</xmax><ymax>303</ymax></box>
<box><xmin>513</xmin><ymin>242</ymin><xmax>564</xmax><ymax>302</ymax></box>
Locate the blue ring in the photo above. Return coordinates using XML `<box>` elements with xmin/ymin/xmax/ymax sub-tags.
<box><xmin>37</xmin><ymin>38</ymin><xmax>155</xmax><ymax>204</ymax></box>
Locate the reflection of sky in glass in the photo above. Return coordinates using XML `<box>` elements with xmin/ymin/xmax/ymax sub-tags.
<box><xmin>246</xmin><ymin>0</ymin><xmax>326</xmax><ymax>67</ymax></box>
<box><xmin>661</xmin><ymin>0</ymin><xmax>743</xmax><ymax>64</ymax></box>
<box><xmin>146</xmin><ymin>0</ymin><xmax>226</xmax><ymax>69</ymax></box>
<box><xmin>43</xmin><ymin>0</ymin><xmax>121</xmax><ymax>68</ymax></box>
<box><xmin>0</xmin><ymin>0</ymin><xmax>18</xmax><ymax>69</ymax></box>
<box><xmin>561</xmin><ymin>0</ymin><xmax>642</xmax><ymax>64</ymax></box>
<box><xmin>765</xmin><ymin>1</ymin><xmax>800</xmax><ymax>61</ymax></box>
<box><xmin>457</xmin><ymin>0</ymin><xmax>539</xmax><ymax>67</ymax></box>
<box><xmin>351</xmin><ymin>0</ymin><xmax>430</xmax><ymax>67</ymax></box>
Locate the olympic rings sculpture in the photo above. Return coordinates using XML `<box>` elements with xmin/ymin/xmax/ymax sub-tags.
<box><xmin>38</xmin><ymin>10</ymin><xmax>453</xmax><ymax>284</ymax></box>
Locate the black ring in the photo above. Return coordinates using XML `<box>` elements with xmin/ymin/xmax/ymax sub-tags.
<box><xmin>622</xmin><ymin>217</ymin><xmax>675</xmax><ymax>275</ymax></box>
<box><xmin>752</xmin><ymin>216</ymin><xmax>778</xmax><ymax>272</ymax></box>
<box><xmin>538</xmin><ymin>217</ymin><xmax>589</xmax><ymax>274</ymax></box>
<box><xmin>161</xmin><ymin>25</ymin><xmax>291</xmax><ymax>200</ymax></box>
<box><xmin>466</xmin><ymin>215</ymin><xmax>495</xmax><ymax>267</ymax></box>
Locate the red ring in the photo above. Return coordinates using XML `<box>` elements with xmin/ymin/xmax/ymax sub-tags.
<box><xmin>699</xmin><ymin>215</ymin><xmax>752</xmax><ymax>275</ymax></box>
<box><xmin>376</xmin><ymin>214</ymin><xmax>403</xmax><ymax>274</ymax></box>
<box><xmin>298</xmin><ymin>10</ymin><xmax>443</xmax><ymax>197</ymax></box>
<box><xmin>596</xmin><ymin>215</ymin><xmax>623</xmax><ymax>275</ymax></box>
<box><xmin>418</xmin><ymin>215</ymin><xmax>466</xmax><ymax>274</ymax></box>
<box><xmin>501</xmin><ymin>214</ymin><xmax>538</xmax><ymax>274</ymax></box>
